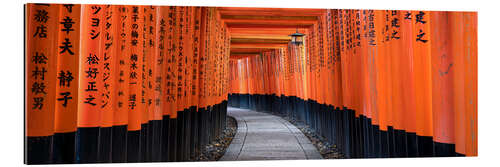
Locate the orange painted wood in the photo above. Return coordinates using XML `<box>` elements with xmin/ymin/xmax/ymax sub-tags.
<box><xmin>217</xmin><ymin>7</ymin><xmax>325</xmax><ymax>17</ymax></box>
<box><xmin>127</xmin><ymin>5</ymin><xmax>144</xmax><ymax>130</ymax></box>
<box><xmin>26</xmin><ymin>4</ymin><xmax>60</xmax><ymax>137</ymax></box>
<box><xmin>54</xmin><ymin>4</ymin><xmax>81</xmax><ymax>133</ymax></box>
<box><xmin>114</xmin><ymin>5</ymin><xmax>131</xmax><ymax>126</ymax></box>
<box><xmin>99</xmin><ymin>5</ymin><xmax>118</xmax><ymax>128</ymax></box>
<box><xmin>462</xmin><ymin>11</ymin><xmax>477</xmax><ymax>157</ymax></box>
<box><xmin>412</xmin><ymin>10</ymin><xmax>433</xmax><ymax>137</ymax></box>
<box><xmin>400</xmin><ymin>10</ymin><xmax>417</xmax><ymax>134</ymax></box>
<box><xmin>430</xmin><ymin>11</ymin><xmax>455</xmax><ymax>145</ymax></box>
<box><xmin>77</xmin><ymin>4</ymin><xmax>105</xmax><ymax>128</ymax></box>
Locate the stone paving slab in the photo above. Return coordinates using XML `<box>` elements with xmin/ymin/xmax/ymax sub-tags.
<box><xmin>219</xmin><ymin>107</ymin><xmax>323</xmax><ymax>161</ymax></box>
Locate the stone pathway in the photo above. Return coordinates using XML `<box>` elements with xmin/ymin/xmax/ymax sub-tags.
<box><xmin>220</xmin><ymin>107</ymin><xmax>322</xmax><ymax>161</ymax></box>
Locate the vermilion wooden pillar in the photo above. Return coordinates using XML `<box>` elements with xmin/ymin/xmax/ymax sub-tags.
<box><xmin>26</xmin><ymin>3</ymin><xmax>60</xmax><ymax>164</ymax></box>
<box><xmin>53</xmin><ymin>4</ymin><xmax>81</xmax><ymax>164</ymax></box>
<box><xmin>76</xmin><ymin>4</ymin><xmax>105</xmax><ymax>163</ymax></box>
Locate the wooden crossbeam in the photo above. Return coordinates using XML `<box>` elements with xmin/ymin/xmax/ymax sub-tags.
<box><xmin>219</xmin><ymin>7</ymin><xmax>319</xmax><ymax>55</ymax></box>
<box><xmin>230</xmin><ymin>43</ymin><xmax>287</xmax><ymax>49</ymax></box>
<box><xmin>226</xmin><ymin>23</ymin><xmax>312</xmax><ymax>29</ymax></box>
<box><xmin>231</xmin><ymin>38</ymin><xmax>290</xmax><ymax>44</ymax></box>
<box><xmin>231</xmin><ymin>48</ymin><xmax>274</xmax><ymax>54</ymax></box>
<box><xmin>217</xmin><ymin>7</ymin><xmax>326</xmax><ymax>17</ymax></box>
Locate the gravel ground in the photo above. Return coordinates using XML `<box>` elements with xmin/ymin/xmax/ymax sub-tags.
<box><xmin>263</xmin><ymin>111</ymin><xmax>344</xmax><ymax>159</ymax></box>
<box><xmin>193</xmin><ymin>116</ymin><xmax>237</xmax><ymax>161</ymax></box>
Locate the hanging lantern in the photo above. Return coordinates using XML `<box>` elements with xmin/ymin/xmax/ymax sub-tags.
<box><xmin>289</xmin><ymin>29</ymin><xmax>305</xmax><ymax>45</ymax></box>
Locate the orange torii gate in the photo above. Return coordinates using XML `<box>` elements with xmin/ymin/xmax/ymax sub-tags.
<box><xmin>228</xmin><ymin>9</ymin><xmax>477</xmax><ymax>158</ymax></box>
<box><xmin>26</xmin><ymin>3</ymin><xmax>477</xmax><ymax>164</ymax></box>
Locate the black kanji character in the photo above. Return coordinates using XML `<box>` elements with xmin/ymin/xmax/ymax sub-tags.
<box><xmin>31</xmin><ymin>82</ymin><xmax>46</xmax><ymax>95</ymax></box>
<box><xmin>391</xmin><ymin>18</ymin><xmax>400</xmax><ymax>28</ymax></box>
<box><xmin>129</xmin><ymin>94</ymin><xmax>136</xmax><ymax>109</ymax></box>
<box><xmin>59</xmin><ymin>38</ymin><xmax>74</xmax><ymax>55</ymax></box>
<box><xmin>85</xmin><ymin>67</ymin><xmax>99</xmax><ymax>79</ymax></box>
<box><xmin>416</xmin><ymin>11</ymin><xmax>426</xmax><ymax>24</ymax></box>
<box><xmin>34</xmin><ymin>9</ymin><xmax>49</xmax><ymax>23</ymax></box>
<box><xmin>130</xmin><ymin>62</ymin><xmax>138</xmax><ymax>70</ymax></box>
<box><xmin>103</xmin><ymin>82</ymin><xmax>110</xmax><ymax>89</ymax></box>
<box><xmin>86</xmin><ymin>81</ymin><xmax>98</xmax><ymax>91</ymax></box>
<box><xmin>130</xmin><ymin>54</ymin><xmax>138</xmax><ymax>61</ymax></box>
<box><xmin>32</xmin><ymin>52</ymin><xmax>47</xmax><ymax>64</ymax></box>
<box><xmin>129</xmin><ymin>101</ymin><xmax>136</xmax><ymax>109</ymax></box>
<box><xmin>63</xmin><ymin>4</ymin><xmax>74</xmax><ymax>13</ymax></box>
<box><xmin>32</xmin><ymin>66</ymin><xmax>47</xmax><ymax>80</ymax></box>
<box><xmin>57</xmin><ymin>92</ymin><xmax>72</xmax><ymax>107</ymax></box>
<box><xmin>90</xmin><ymin>29</ymin><xmax>100</xmax><ymax>39</ymax></box>
<box><xmin>103</xmin><ymin>62</ymin><xmax>110</xmax><ymax>70</ymax></box>
<box><xmin>130</xmin><ymin>71</ymin><xmax>137</xmax><ymax>79</ymax></box>
<box><xmin>33</xmin><ymin>25</ymin><xmax>48</xmax><ymax>38</ymax></box>
<box><xmin>32</xmin><ymin>97</ymin><xmax>44</xmax><ymax>109</ymax></box>
<box><xmin>131</xmin><ymin>30</ymin><xmax>139</xmax><ymax>38</ymax></box>
<box><xmin>105</xmin><ymin>22</ymin><xmax>111</xmax><ymax>30</ymax></box>
<box><xmin>404</xmin><ymin>12</ymin><xmax>412</xmax><ymax>20</ymax></box>
<box><xmin>416</xmin><ymin>29</ymin><xmax>428</xmax><ymax>43</ymax></box>
<box><xmin>58</xmin><ymin>70</ymin><xmax>74</xmax><ymax>87</ymax></box>
<box><xmin>391</xmin><ymin>10</ymin><xmax>397</xmax><ymax>16</ymax></box>
<box><xmin>391</xmin><ymin>30</ymin><xmax>400</xmax><ymax>40</ymax></box>
<box><xmin>132</xmin><ymin>14</ymin><xmax>139</xmax><ymax>22</ymax></box>
<box><xmin>84</xmin><ymin>95</ymin><xmax>96</xmax><ymax>106</ymax></box>
<box><xmin>368</xmin><ymin>29</ymin><xmax>376</xmax><ymax>38</ymax></box>
<box><xmin>60</xmin><ymin>16</ymin><xmax>75</xmax><ymax>34</ymax></box>
<box><xmin>100</xmin><ymin>101</ymin><xmax>108</xmax><ymax>109</ymax></box>
<box><xmin>369</xmin><ymin>39</ymin><xmax>376</xmax><ymax>46</ymax></box>
<box><xmin>91</xmin><ymin>18</ymin><xmax>100</xmax><ymax>27</ymax></box>
<box><xmin>132</xmin><ymin>23</ymin><xmax>138</xmax><ymax>29</ymax></box>
<box><xmin>91</xmin><ymin>6</ymin><xmax>101</xmax><ymax>14</ymax></box>
<box><xmin>104</xmin><ymin>42</ymin><xmax>113</xmax><ymax>50</ymax></box>
<box><xmin>86</xmin><ymin>53</ymin><xmax>99</xmax><ymax>65</ymax></box>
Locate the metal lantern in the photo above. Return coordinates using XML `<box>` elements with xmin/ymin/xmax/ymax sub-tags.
<box><xmin>289</xmin><ymin>30</ymin><xmax>305</xmax><ymax>45</ymax></box>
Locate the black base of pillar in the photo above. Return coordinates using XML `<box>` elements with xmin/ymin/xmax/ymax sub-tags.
<box><xmin>53</xmin><ymin>132</ymin><xmax>75</xmax><ymax>164</ymax></box>
<box><xmin>26</xmin><ymin>136</ymin><xmax>53</xmax><ymax>164</ymax></box>
<box><xmin>76</xmin><ymin>127</ymin><xmax>99</xmax><ymax>163</ymax></box>
<box><xmin>387</xmin><ymin>126</ymin><xmax>395</xmax><ymax>158</ymax></box>
<box><xmin>434</xmin><ymin>141</ymin><xmax>456</xmax><ymax>157</ymax></box>
<box><xmin>126</xmin><ymin>130</ymin><xmax>141</xmax><ymax>162</ymax></box>
<box><xmin>417</xmin><ymin>135</ymin><xmax>434</xmax><ymax>157</ymax></box>
<box><xmin>140</xmin><ymin>123</ymin><xmax>149</xmax><ymax>162</ymax></box>
<box><xmin>372</xmin><ymin>125</ymin><xmax>381</xmax><ymax>158</ymax></box>
<box><xmin>407</xmin><ymin>132</ymin><xmax>419</xmax><ymax>157</ymax></box>
<box><xmin>167</xmin><ymin>117</ymin><xmax>178</xmax><ymax>162</ymax></box>
<box><xmin>161</xmin><ymin>115</ymin><xmax>170</xmax><ymax>162</ymax></box>
<box><xmin>150</xmin><ymin>120</ymin><xmax>163</xmax><ymax>162</ymax></box>
<box><xmin>98</xmin><ymin>127</ymin><xmax>112</xmax><ymax>163</ymax></box>
<box><xmin>394</xmin><ymin>129</ymin><xmax>408</xmax><ymax>157</ymax></box>
<box><xmin>111</xmin><ymin>125</ymin><xmax>127</xmax><ymax>162</ymax></box>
